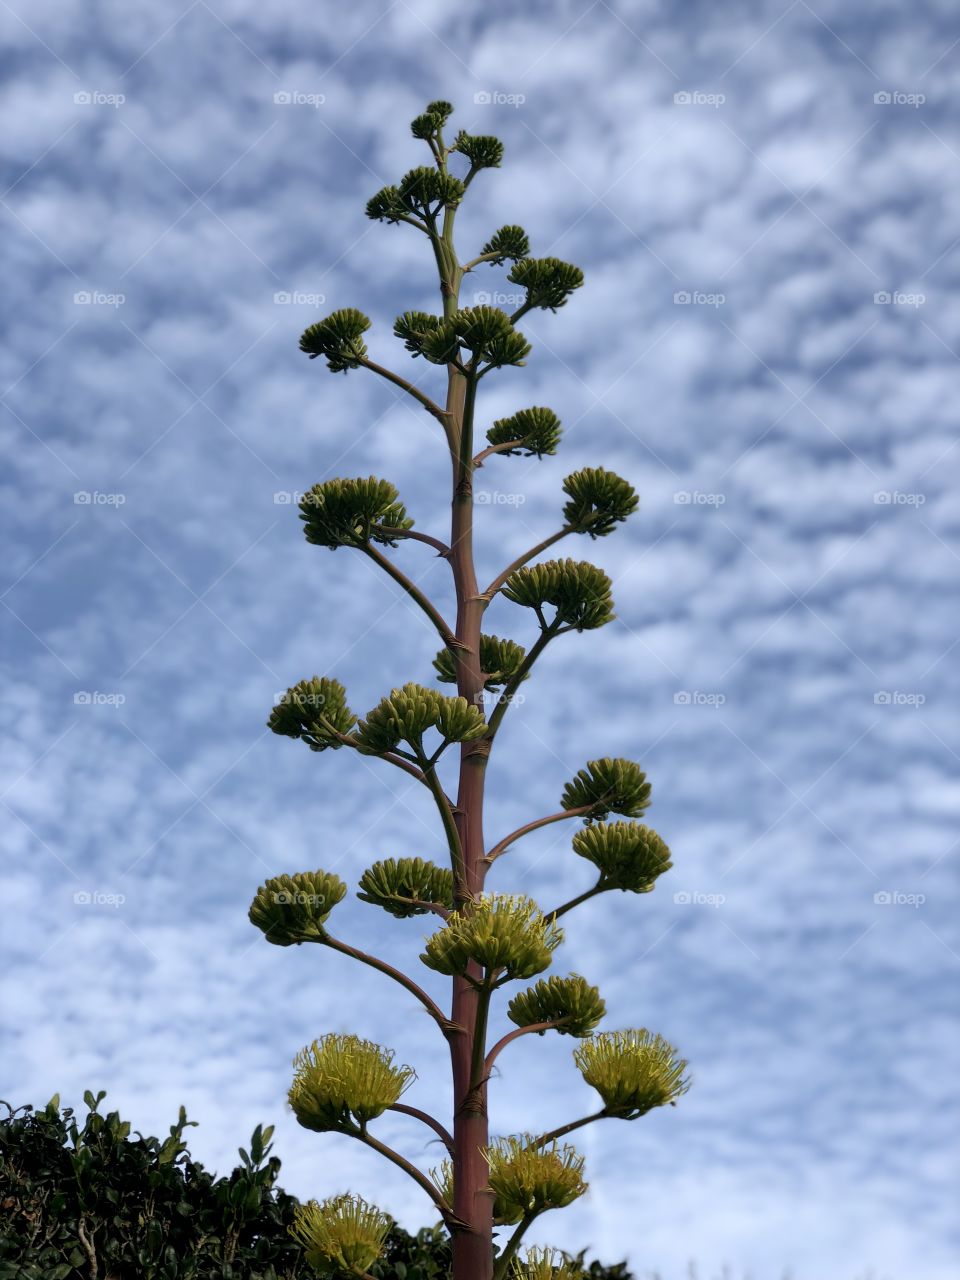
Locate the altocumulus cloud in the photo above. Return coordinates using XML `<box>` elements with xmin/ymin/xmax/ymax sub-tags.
<box><xmin>1</xmin><ymin>2</ymin><xmax>958</xmax><ymax>1278</ymax></box>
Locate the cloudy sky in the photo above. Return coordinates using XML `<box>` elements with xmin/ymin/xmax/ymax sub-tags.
<box><xmin>2</xmin><ymin>1</ymin><xmax>958</xmax><ymax>1277</ymax></box>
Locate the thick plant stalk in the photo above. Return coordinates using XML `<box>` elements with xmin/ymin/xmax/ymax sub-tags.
<box><xmin>251</xmin><ymin>99</ymin><xmax>691</xmax><ymax>1280</ymax></box>
<box><xmin>446</xmin><ymin>338</ymin><xmax>496</xmax><ymax>1280</ymax></box>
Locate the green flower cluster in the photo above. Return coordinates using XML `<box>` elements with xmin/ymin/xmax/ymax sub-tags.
<box><xmin>503</xmin><ymin>559</ymin><xmax>615</xmax><ymax>632</ymax></box>
<box><xmin>298</xmin><ymin>477</ymin><xmax>413</xmax><ymax>550</ymax></box>
<box><xmin>357</xmin><ymin>857</ymin><xmax>454</xmax><ymax>918</ymax></box>
<box><xmin>561</xmin><ymin>758</ymin><xmax>651</xmax><ymax>820</ymax></box>
<box><xmin>289</xmin><ymin>1034</ymin><xmax>415</xmax><ymax>1133</ymax></box>
<box><xmin>290</xmin><ymin>1194</ymin><xmax>392</xmax><ymax>1275</ymax></box>
<box><xmin>432</xmin><ymin>633</ymin><xmax>528</xmax><ymax>690</ymax></box>
<box><xmin>572</xmin><ymin>821</ymin><xmax>672</xmax><ymax>892</ymax></box>
<box><xmin>574</xmin><ymin>1030</ymin><xmax>690</xmax><ymax>1119</ymax></box>
<box><xmin>421</xmin><ymin>895</ymin><xmax>562</xmax><ymax>982</ymax></box>
<box><xmin>354</xmin><ymin>682</ymin><xmax>488</xmax><ymax>755</ymax></box>
<box><xmin>487</xmin><ymin>1136</ymin><xmax>587</xmax><ymax>1224</ymax></box>
<box><xmin>507</xmin><ymin>974</ymin><xmax>605</xmax><ymax>1037</ymax></box>
<box><xmin>268</xmin><ymin>677</ymin><xmax>356</xmax><ymax>751</ymax></box>
<box><xmin>248</xmin><ymin>869</ymin><xmax>347</xmax><ymax>946</ymax></box>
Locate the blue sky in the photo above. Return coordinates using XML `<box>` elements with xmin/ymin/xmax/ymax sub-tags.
<box><xmin>2</xmin><ymin>2</ymin><xmax>958</xmax><ymax>1277</ymax></box>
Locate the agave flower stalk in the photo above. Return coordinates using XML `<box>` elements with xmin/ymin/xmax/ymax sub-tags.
<box><xmin>248</xmin><ymin>99</ymin><xmax>690</xmax><ymax>1280</ymax></box>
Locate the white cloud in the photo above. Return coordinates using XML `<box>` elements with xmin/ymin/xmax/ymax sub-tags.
<box><xmin>2</xmin><ymin>2</ymin><xmax>958</xmax><ymax>1278</ymax></box>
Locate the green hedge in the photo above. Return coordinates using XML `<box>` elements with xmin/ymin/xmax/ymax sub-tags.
<box><xmin>0</xmin><ymin>1092</ymin><xmax>627</xmax><ymax>1280</ymax></box>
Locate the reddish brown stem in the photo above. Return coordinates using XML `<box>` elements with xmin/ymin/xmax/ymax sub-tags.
<box><xmin>357</xmin><ymin>355</ymin><xmax>451</xmax><ymax>431</ymax></box>
<box><xmin>441</xmin><ymin>220</ymin><xmax>496</xmax><ymax>1280</ymax></box>
<box><xmin>355</xmin><ymin>1127</ymin><xmax>454</xmax><ymax>1224</ymax></box>
<box><xmin>483</xmin><ymin>1020</ymin><xmax>563</xmax><ymax>1074</ymax></box>
<box><xmin>319</xmin><ymin>934</ymin><xmax>457</xmax><ymax>1036</ymax></box>
<box><xmin>359</xmin><ymin>542</ymin><xmax>456</xmax><ymax>648</ymax></box>
<box><xmin>370</xmin><ymin>524</ymin><xmax>451</xmax><ymax>556</ymax></box>
<box><xmin>388</xmin><ymin>1102</ymin><xmax>454</xmax><ymax>1154</ymax></box>
<box><xmin>484</xmin><ymin>804</ymin><xmax>595</xmax><ymax>865</ymax></box>
<box><xmin>481</xmin><ymin>527</ymin><xmax>573</xmax><ymax>600</ymax></box>
<box><xmin>532</xmin><ymin>1110</ymin><xmax>608</xmax><ymax>1149</ymax></box>
<box><xmin>550</xmin><ymin>882</ymin><xmax>606</xmax><ymax>920</ymax></box>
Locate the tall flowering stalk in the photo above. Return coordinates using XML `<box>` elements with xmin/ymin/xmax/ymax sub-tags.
<box><xmin>248</xmin><ymin>100</ymin><xmax>689</xmax><ymax>1280</ymax></box>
